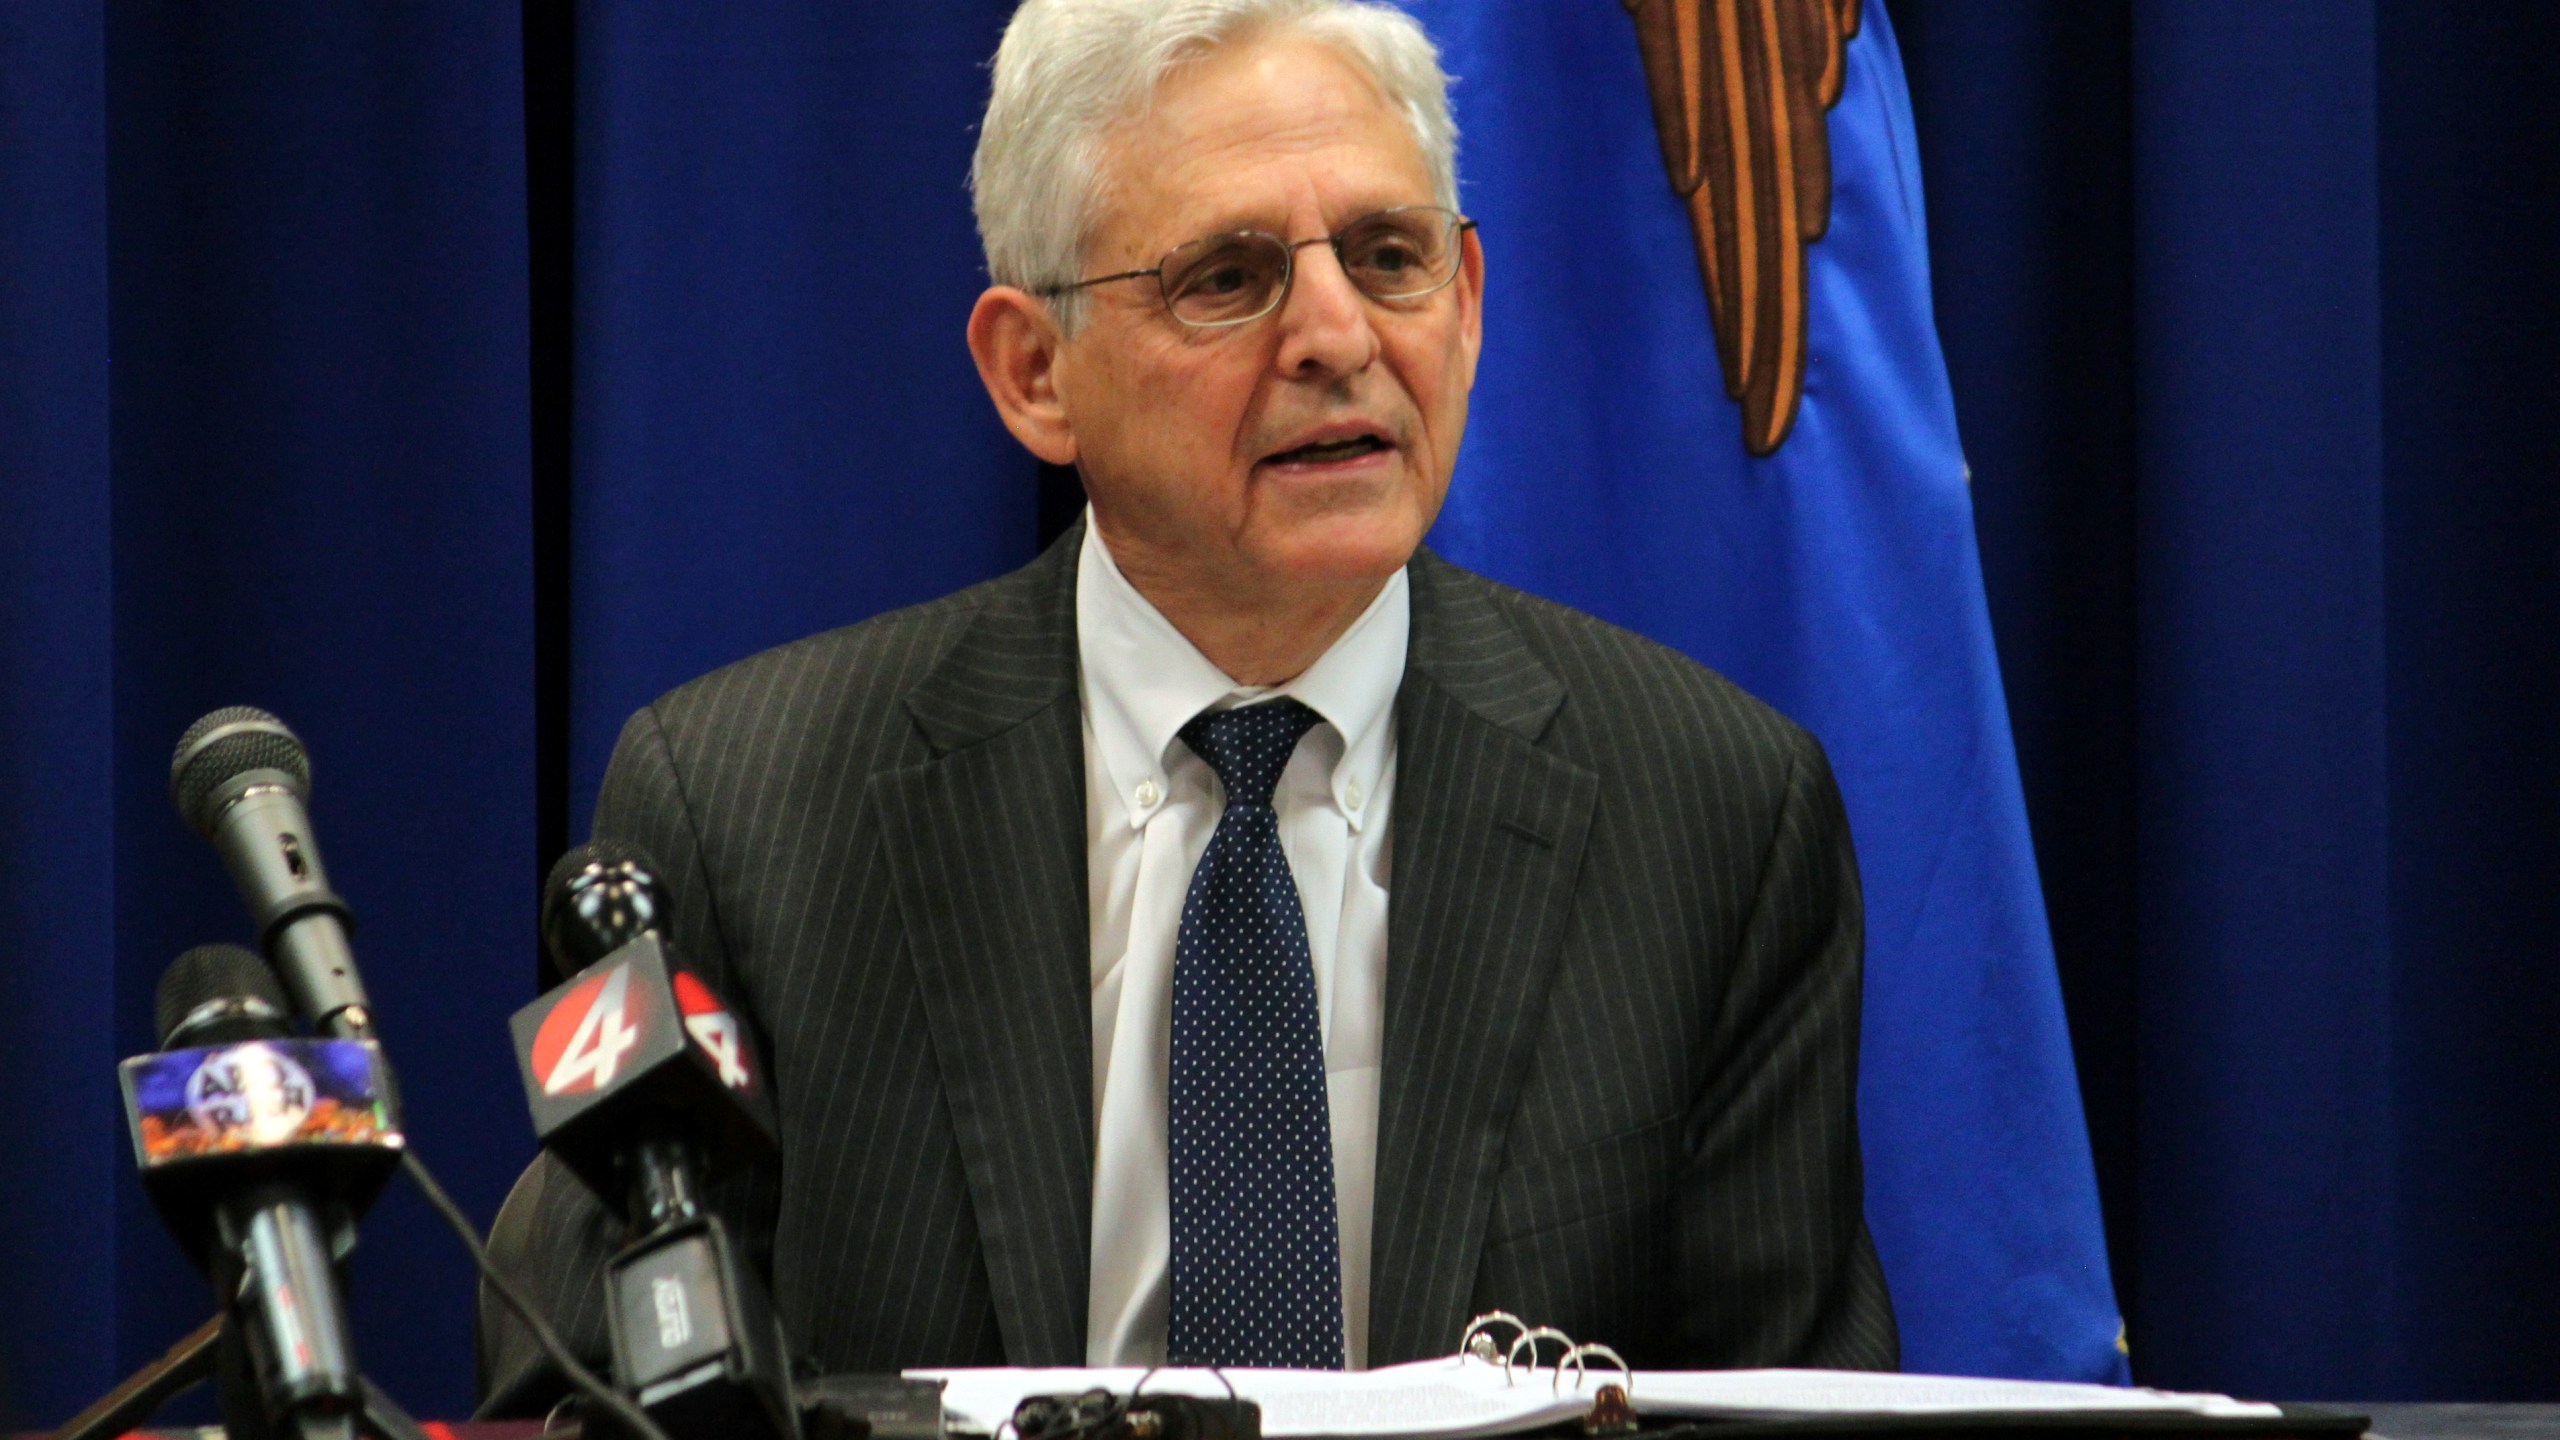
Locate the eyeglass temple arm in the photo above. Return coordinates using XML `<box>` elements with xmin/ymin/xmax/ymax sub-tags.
<box><xmin>1034</xmin><ymin>266</ymin><xmax>1160</xmax><ymax>297</ymax></box>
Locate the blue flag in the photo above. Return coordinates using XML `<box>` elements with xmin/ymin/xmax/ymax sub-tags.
<box><xmin>1397</xmin><ymin>0</ymin><xmax>2128</xmax><ymax>1382</ymax></box>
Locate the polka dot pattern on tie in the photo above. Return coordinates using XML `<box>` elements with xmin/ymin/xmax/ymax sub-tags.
<box><xmin>1167</xmin><ymin>698</ymin><xmax>1346</xmax><ymax>1370</ymax></box>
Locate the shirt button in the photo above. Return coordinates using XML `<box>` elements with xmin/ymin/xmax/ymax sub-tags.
<box><xmin>1344</xmin><ymin>779</ymin><xmax>1365</xmax><ymax>811</ymax></box>
<box><xmin>1135</xmin><ymin>779</ymin><xmax>1162</xmax><ymax>809</ymax></box>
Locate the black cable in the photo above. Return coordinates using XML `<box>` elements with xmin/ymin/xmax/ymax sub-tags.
<box><xmin>1009</xmin><ymin>1386</ymin><xmax>1123</xmax><ymax>1440</ymax></box>
<box><xmin>1008</xmin><ymin>1368</ymin><xmax>1247</xmax><ymax>1440</ymax></box>
<box><xmin>397</xmin><ymin>1151</ymin><xmax>675</xmax><ymax>1440</ymax></box>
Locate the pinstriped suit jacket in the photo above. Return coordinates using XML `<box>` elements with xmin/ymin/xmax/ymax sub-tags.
<box><xmin>480</xmin><ymin>522</ymin><xmax>1895</xmax><ymax>1413</ymax></box>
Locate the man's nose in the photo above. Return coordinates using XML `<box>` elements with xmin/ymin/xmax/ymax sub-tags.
<box><xmin>1272</xmin><ymin>243</ymin><xmax>1381</xmax><ymax>379</ymax></box>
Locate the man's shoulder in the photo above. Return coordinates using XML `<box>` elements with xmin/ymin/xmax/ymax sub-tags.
<box><xmin>1412</xmin><ymin>550</ymin><xmax>1823</xmax><ymax>776</ymax></box>
<box><xmin>657</xmin><ymin>576</ymin><xmax>990</xmax><ymax>717</ymax></box>
<box><xmin>633</xmin><ymin>538</ymin><xmax>1072</xmax><ymax>774</ymax></box>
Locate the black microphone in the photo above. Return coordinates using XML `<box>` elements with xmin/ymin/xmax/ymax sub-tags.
<box><xmin>170</xmin><ymin>708</ymin><xmax>372</xmax><ymax>1038</ymax></box>
<box><xmin>127</xmin><ymin>945</ymin><xmax>405</xmax><ymax>1440</ymax></box>
<box><xmin>522</xmin><ymin>841</ymin><xmax>779</xmax><ymax>1209</ymax></box>
<box><xmin>513</xmin><ymin>842</ymin><xmax>795</xmax><ymax>1440</ymax></box>
<box><xmin>542</xmin><ymin>838</ymin><xmax>668</xmax><ymax>973</ymax></box>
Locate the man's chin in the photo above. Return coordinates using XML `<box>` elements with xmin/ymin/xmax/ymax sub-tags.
<box><xmin>1247</xmin><ymin>466</ymin><xmax>1440</xmax><ymax>567</ymax></box>
<box><xmin>1250</xmin><ymin>514</ymin><xmax>1430</xmax><ymax>590</ymax></box>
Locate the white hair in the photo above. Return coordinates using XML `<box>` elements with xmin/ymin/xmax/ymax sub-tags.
<box><xmin>971</xmin><ymin>0</ymin><xmax>1460</xmax><ymax>331</ymax></box>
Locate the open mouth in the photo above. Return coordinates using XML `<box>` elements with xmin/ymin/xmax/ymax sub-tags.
<box><xmin>1264</xmin><ymin>434</ymin><xmax>1392</xmax><ymax>466</ymax></box>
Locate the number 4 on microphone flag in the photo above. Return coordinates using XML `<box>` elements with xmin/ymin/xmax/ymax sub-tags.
<box><xmin>1399</xmin><ymin>0</ymin><xmax>2128</xmax><ymax>1383</ymax></box>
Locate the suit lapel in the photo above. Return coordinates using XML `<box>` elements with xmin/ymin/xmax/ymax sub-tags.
<box><xmin>871</xmin><ymin>529</ymin><xmax>1093</xmax><ymax>1364</ymax></box>
<box><xmin>1369</xmin><ymin>551</ymin><xmax>1599</xmax><ymax>1363</ymax></box>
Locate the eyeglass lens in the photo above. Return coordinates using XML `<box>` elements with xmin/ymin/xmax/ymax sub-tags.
<box><xmin>1158</xmin><ymin>209</ymin><xmax>1463</xmax><ymax>326</ymax></box>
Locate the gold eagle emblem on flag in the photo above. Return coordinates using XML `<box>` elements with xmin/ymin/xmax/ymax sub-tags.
<box><xmin>1624</xmin><ymin>0</ymin><xmax>1862</xmax><ymax>455</ymax></box>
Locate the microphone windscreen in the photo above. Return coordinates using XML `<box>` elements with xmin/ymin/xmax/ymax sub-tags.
<box><xmin>170</xmin><ymin>706</ymin><xmax>310</xmax><ymax>836</ymax></box>
<box><xmin>155</xmin><ymin>943</ymin><xmax>292</xmax><ymax>1048</ymax></box>
<box><xmin>543</xmin><ymin>838</ymin><xmax>670</xmax><ymax>971</ymax></box>
<box><xmin>542</xmin><ymin>837</ymin><xmax>655</xmax><ymax>911</ymax></box>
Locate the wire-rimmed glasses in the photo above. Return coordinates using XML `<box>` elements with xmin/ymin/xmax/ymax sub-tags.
<box><xmin>1035</xmin><ymin>205</ymin><xmax>1476</xmax><ymax>329</ymax></box>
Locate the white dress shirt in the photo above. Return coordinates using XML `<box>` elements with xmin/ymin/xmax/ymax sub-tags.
<box><xmin>1077</xmin><ymin>516</ymin><xmax>1405</xmax><ymax>1369</ymax></box>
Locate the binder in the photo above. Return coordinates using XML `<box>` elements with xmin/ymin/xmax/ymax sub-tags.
<box><xmin>906</xmin><ymin>1311</ymin><xmax>2371</xmax><ymax>1440</ymax></box>
<box><xmin>1437</xmin><ymin>1312</ymin><xmax>2368</xmax><ymax>1438</ymax></box>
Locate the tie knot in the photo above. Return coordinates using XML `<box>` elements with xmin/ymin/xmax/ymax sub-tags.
<box><xmin>1180</xmin><ymin>698</ymin><xmax>1321</xmax><ymax>810</ymax></box>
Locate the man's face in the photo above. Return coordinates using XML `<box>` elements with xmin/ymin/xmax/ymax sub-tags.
<box><xmin>1050</xmin><ymin>34</ymin><xmax>1482</xmax><ymax>606</ymax></box>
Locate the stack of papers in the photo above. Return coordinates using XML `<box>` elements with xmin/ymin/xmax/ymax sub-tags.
<box><xmin>1635</xmin><ymin>1367</ymin><xmax>2282</xmax><ymax>1421</ymax></box>
<box><xmin>910</xmin><ymin>1357</ymin><xmax>2283</xmax><ymax>1438</ymax></box>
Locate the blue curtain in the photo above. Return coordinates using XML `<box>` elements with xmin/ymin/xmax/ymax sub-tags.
<box><xmin>0</xmin><ymin>3</ymin><xmax>538</xmax><ymax>1423</ymax></box>
<box><xmin>1899</xmin><ymin>0</ymin><xmax>2560</xmax><ymax>1400</ymax></box>
<box><xmin>0</xmin><ymin>2</ymin><xmax>116</xmax><ymax>1422</ymax></box>
<box><xmin>4</xmin><ymin>0</ymin><xmax>2554</xmax><ymax>1425</ymax></box>
<box><xmin>561</xmin><ymin>1</ymin><xmax>1028</xmax><ymax>832</ymax></box>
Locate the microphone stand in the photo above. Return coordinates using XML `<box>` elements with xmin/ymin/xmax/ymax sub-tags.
<box><xmin>50</xmin><ymin>1313</ymin><xmax>435</xmax><ymax>1440</ymax></box>
<box><xmin>50</xmin><ymin>1314</ymin><xmax>222</xmax><ymax>1440</ymax></box>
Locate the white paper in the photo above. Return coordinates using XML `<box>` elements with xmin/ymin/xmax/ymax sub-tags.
<box><xmin>913</xmin><ymin>1358</ymin><xmax>1581</xmax><ymax>1439</ymax></box>
<box><xmin>1631</xmin><ymin>1367</ymin><xmax>2285</xmax><ymax>1420</ymax></box>
<box><xmin>908</xmin><ymin>1357</ymin><xmax>2283</xmax><ymax>1437</ymax></box>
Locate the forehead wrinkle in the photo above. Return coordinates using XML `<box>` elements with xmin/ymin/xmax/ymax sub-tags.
<box><xmin>1092</xmin><ymin>38</ymin><xmax>1429</xmax><ymax>261</ymax></box>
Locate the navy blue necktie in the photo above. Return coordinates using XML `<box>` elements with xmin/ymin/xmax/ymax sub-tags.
<box><xmin>1168</xmin><ymin>698</ymin><xmax>1346</xmax><ymax>1369</ymax></box>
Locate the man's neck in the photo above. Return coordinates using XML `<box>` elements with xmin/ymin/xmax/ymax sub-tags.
<box><xmin>1099</xmin><ymin>532</ymin><xmax>1392</xmax><ymax>688</ymax></box>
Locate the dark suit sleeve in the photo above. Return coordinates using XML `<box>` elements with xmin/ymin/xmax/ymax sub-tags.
<box><xmin>1675</xmin><ymin>725</ymin><xmax>1898</xmax><ymax>1370</ymax></box>
<box><xmin>475</xmin><ymin>702</ymin><xmax>787</xmax><ymax>1416</ymax></box>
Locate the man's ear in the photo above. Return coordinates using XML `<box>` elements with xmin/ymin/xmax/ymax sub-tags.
<box><xmin>1451</xmin><ymin>222</ymin><xmax>1486</xmax><ymax>392</ymax></box>
<box><xmin>967</xmin><ymin>287</ymin><xmax>1078</xmax><ymax>466</ymax></box>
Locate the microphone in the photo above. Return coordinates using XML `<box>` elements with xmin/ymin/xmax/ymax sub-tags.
<box><xmin>125</xmin><ymin>945</ymin><xmax>405</xmax><ymax>1440</ymax></box>
<box><xmin>169</xmin><ymin>708</ymin><xmax>372</xmax><ymax>1038</ymax></box>
<box><xmin>520</xmin><ymin>841</ymin><xmax>778</xmax><ymax>1208</ymax></box>
<box><xmin>512</xmin><ymin>841</ymin><xmax>795</xmax><ymax>1440</ymax></box>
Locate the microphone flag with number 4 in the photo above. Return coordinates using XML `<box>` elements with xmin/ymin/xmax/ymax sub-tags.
<box><xmin>531</xmin><ymin>961</ymin><xmax>642</xmax><ymax>1097</ymax></box>
<box><xmin>1397</xmin><ymin>0</ymin><xmax>2127</xmax><ymax>1382</ymax></box>
<box><xmin>510</xmin><ymin>933</ymin><xmax>775</xmax><ymax>1206</ymax></box>
<box><xmin>674</xmin><ymin>970</ymin><xmax>755</xmax><ymax>1091</ymax></box>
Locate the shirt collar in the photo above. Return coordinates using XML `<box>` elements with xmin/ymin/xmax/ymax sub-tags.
<box><xmin>1076</xmin><ymin>513</ymin><xmax>1408</xmax><ymax>832</ymax></box>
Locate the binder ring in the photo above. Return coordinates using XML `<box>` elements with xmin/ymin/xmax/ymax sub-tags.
<box><xmin>1461</xmin><ymin>1310</ymin><xmax>1529</xmax><ymax>1369</ymax></box>
<box><xmin>1506</xmin><ymin>1326</ymin><xmax>1577</xmax><ymax>1382</ymax></box>
<box><xmin>1132</xmin><ymin>1365</ymin><xmax>1241</xmax><ymax>1404</ymax></box>
<box><xmin>1557</xmin><ymin>1341</ymin><xmax>1633</xmax><ymax>1397</ymax></box>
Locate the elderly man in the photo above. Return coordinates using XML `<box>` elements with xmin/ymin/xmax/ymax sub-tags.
<box><xmin>483</xmin><ymin>0</ymin><xmax>1894</xmax><ymax>1408</ymax></box>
